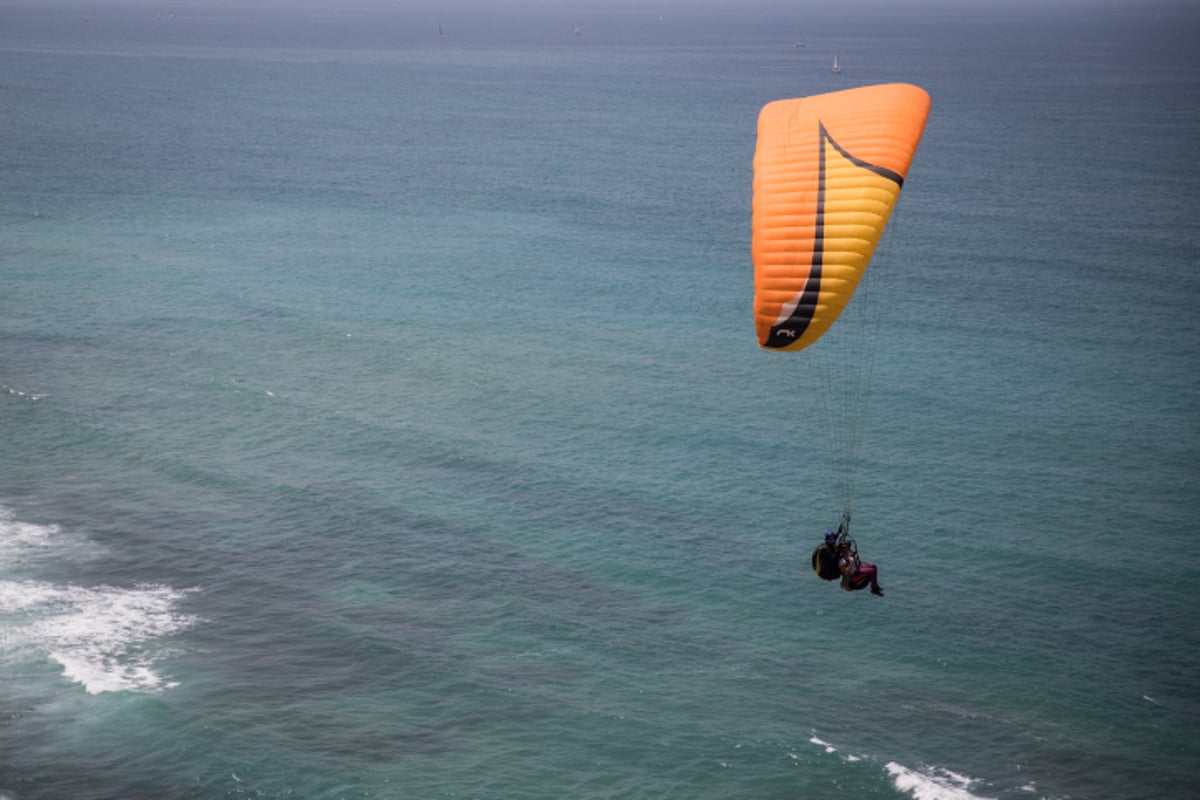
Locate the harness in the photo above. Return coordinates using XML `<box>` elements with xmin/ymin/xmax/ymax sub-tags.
<box><xmin>812</xmin><ymin>511</ymin><xmax>856</xmax><ymax>581</ymax></box>
<box><xmin>833</xmin><ymin>511</ymin><xmax>857</xmax><ymax>558</ymax></box>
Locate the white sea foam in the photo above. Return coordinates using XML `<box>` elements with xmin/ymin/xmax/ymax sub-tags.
<box><xmin>1</xmin><ymin>385</ymin><xmax>45</xmax><ymax>400</ymax></box>
<box><xmin>0</xmin><ymin>505</ymin><xmax>199</xmax><ymax>694</ymax></box>
<box><xmin>1</xmin><ymin>579</ymin><xmax>199</xmax><ymax>694</ymax></box>
<box><xmin>810</xmin><ymin>735</ymin><xmax>837</xmax><ymax>754</ymax></box>
<box><xmin>810</xmin><ymin>734</ymin><xmax>991</xmax><ymax>798</ymax></box>
<box><xmin>0</xmin><ymin>505</ymin><xmax>60</xmax><ymax>565</ymax></box>
<box><xmin>886</xmin><ymin>762</ymin><xmax>995</xmax><ymax>800</ymax></box>
<box><xmin>809</xmin><ymin>734</ymin><xmax>861</xmax><ymax>762</ymax></box>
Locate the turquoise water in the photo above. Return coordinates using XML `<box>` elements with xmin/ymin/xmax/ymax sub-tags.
<box><xmin>3</xmin><ymin>2</ymin><xmax>1199</xmax><ymax>798</ymax></box>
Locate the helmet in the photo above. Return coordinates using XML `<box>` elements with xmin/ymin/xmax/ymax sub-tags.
<box><xmin>824</xmin><ymin>530</ymin><xmax>838</xmax><ymax>545</ymax></box>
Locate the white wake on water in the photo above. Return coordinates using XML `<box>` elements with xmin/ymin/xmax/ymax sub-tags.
<box><xmin>0</xmin><ymin>505</ymin><xmax>60</xmax><ymax>559</ymax></box>
<box><xmin>885</xmin><ymin>762</ymin><xmax>995</xmax><ymax>800</ymax></box>
<box><xmin>1</xmin><ymin>579</ymin><xmax>200</xmax><ymax>694</ymax></box>
<box><xmin>0</xmin><ymin>505</ymin><xmax>200</xmax><ymax>694</ymax></box>
<box><xmin>809</xmin><ymin>733</ymin><xmax>995</xmax><ymax>800</ymax></box>
<box><xmin>0</xmin><ymin>385</ymin><xmax>45</xmax><ymax>400</ymax></box>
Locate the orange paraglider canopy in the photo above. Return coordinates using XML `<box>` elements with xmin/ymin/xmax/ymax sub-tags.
<box><xmin>753</xmin><ymin>83</ymin><xmax>929</xmax><ymax>351</ymax></box>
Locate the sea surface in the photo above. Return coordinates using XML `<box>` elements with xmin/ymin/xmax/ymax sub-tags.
<box><xmin>2</xmin><ymin>2</ymin><xmax>1199</xmax><ymax>798</ymax></box>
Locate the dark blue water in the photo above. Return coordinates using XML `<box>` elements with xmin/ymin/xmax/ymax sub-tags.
<box><xmin>3</xmin><ymin>2</ymin><xmax>1199</xmax><ymax>798</ymax></box>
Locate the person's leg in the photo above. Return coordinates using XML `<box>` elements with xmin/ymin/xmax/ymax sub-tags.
<box><xmin>858</xmin><ymin>562</ymin><xmax>883</xmax><ymax>594</ymax></box>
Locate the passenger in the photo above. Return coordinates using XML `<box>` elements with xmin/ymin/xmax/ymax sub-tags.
<box><xmin>838</xmin><ymin>540</ymin><xmax>883</xmax><ymax>596</ymax></box>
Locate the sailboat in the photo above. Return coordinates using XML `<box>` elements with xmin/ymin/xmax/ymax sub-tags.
<box><xmin>832</xmin><ymin>55</ymin><xmax>842</xmax><ymax>74</ymax></box>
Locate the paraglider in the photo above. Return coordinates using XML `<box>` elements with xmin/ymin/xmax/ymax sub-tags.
<box><xmin>752</xmin><ymin>84</ymin><xmax>929</xmax><ymax>593</ymax></box>
<box><xmin>811</xmin><ymin>512</ymin><xmax>882</xmax><ymax>595</ymax></box>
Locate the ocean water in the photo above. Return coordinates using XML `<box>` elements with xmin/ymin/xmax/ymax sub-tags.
<box><xmin>2</xmin><ymin>2</ymin><xmax>1199</xmax><ymax>798</ymax></box>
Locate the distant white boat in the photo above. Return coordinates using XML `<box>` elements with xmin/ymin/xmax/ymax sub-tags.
<box><xmin>574</xmin><ymin>24</ymin><xmax>582</xmax><ymax>36</ymax></box>
<box><xmin>832</xmin><ymin>54</ymin><xmax>842</xmax><ymax>74</ymax></box>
